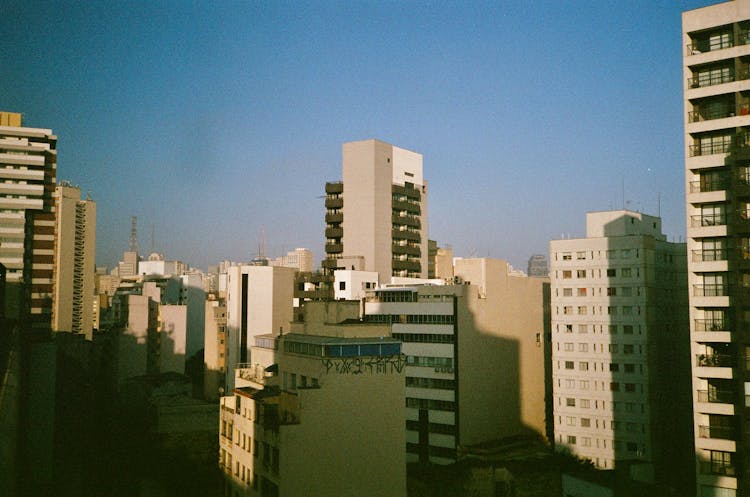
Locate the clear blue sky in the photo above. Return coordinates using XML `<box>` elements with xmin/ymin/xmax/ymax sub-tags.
<box><xmin>1</xmin><ymin>0</ymin><xmax>713</xmax><ymax>271</ymax></box>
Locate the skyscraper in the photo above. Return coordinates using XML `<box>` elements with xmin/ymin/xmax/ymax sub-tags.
<box><xmin>0</xmin><ymin>111</ymin><xmax>57</xmax><ymax>332</ymax></box>
<box><xmin>323</xmin><ymin>139</ymin><xmax>428</xmax><ymax>282</ymax></box>
<box><xmin>550</xmin><ymin>210</ymin><xmax>691</xmax><ymax>491</ymax></box>
<box><xmin>52</xmin><ymin>182</ymin><xmax>96</xmax><ymax>339</ymax></box>
<box><xmin>684</xmin><ymin>2</ymin><xmax>750</xmax><ymax>495</ymax></box>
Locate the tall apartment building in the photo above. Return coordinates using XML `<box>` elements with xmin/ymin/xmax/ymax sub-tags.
<box><xmin>52</xmin><ymin>182</ymin><xmax>96</xmax><ymax>339</ymax></box>
<box><xmin>219</xmin><ymin>300</ymin><xmax>406</xmax><ymax>497</ymax></box>
<box><xmin>269</xmin><ymin>248</ymin><xmax>314</xmax><ymax>273</ymax></box>
<box><xmin>684</xmin><ymin>3</ymin><xmax>750</xmax><ymax>495</ymax></box>
<box><xmin>550</xmin><ymin>211</ymin><xmax>691</xmax><ymax>491</ymax></box>
<box><xmin>323</xmin><ymin>139</ymin><xmax>428</xmax><ymax>281</ymax></box>
<box><xmin>0</xmin><ymin>111</ymin><xmax>57</xmax><ymax>331</ymax></box>
<box><xmin>363</xmin><ymin>258</ymin><xmax>549</xmax><ymax>464</ymax></box>
<box><xmin>225</xmin><ymin>265</ymin><xmax>296</xmax><ymax>390</ymax></box>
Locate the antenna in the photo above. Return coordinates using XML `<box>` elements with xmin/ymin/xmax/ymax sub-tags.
<box><xmin>150</xmin><ymin>224</ymin><xmax>155</xmax><ymax>254</ymax></box>
<box><xmin>129</xmin><ymin>216</ymin><xmax>138</xmax><ymax>253</ymax></box>
<box><xmin>621</xmin><ymin>177</ymin><xmax>625</xmax><ymax>210</ymax></box>
<box><xmin>657</xmin><ymin>192</ymin><xmax>661</xmax><ymax>217</ymax></box>
<box><xmin>259</xmin><ymin>225</ymin><xmax>266</xmax><ymax>259</ymax></box>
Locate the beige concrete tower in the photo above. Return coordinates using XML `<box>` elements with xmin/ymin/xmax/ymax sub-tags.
<box><xmin>52</xmin><ymin>183</ymin><xmax>96</xmax><ymax>339</ymax></box>
<box><xmin>323</xmin><ymin>139</ymin><xmax>428</xmax><ymax>282</ymax></box>
<box><xmin>684</xmin><ymin>2</ymin><xmax>750</xmax><ymax>495</ymax></box>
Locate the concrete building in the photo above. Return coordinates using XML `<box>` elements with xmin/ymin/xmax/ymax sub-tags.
<box><xmin>363</xmin><ymin>258</ymin><xmax>550</xmax><ymax>464</ymax></box>
<box><xmin>323</xmin><ymin>139</ymin><xmax>429</xmax><ymax>281</ymax></box>
<box><xmin>549</xmin><ymin>211</ymin><xmax>690</xmax><ymax>491</ymax></box>
<box><xmin>333</xmin><ymin>269</ymin><xmax>378</xmax><ymax>300</ymax></box>
<box><xmin>0</xmin><ymin>111</ymin><xmax>57</xmax><ymax>331</ymax></box>
<box><xmin>269</xmin><ymin>248</ymin><xmax>314</xmax><ymax>273</ymax></box>
<box><xmin>219</xmin><ymin>300</ymin><xmax>406</xmax><ymax>497</ymax></box>
<box><xmin>117</xmin><ymin>250</ymin><xmax>139</xmax><ymax>279</ymax></box>
<box><xmin>683</xmin><ymin>3</ymin><xmax>750</xmax><ymax>495</ymax></box>
<box><xmin>225</xmin><ymin>265</ymin><xmax>296</xmax><ymax>390</ymax></box>
<box><xmin>52</xmin><ymin>182</ymin><xmax>96</xmax><ymax>339</ymax></box>
<box><xmin>138</xmin><ymin>252</ymin><xmax>183</xmax><ymax>277</ymax></box>
<box><xmin>204</xmin><ymin>297</ymin><xmax>227</xmax><ymax>401</ymax></box>
<box><xmin>528</xmin><ymin>254</ymin><xmax>549</xmax><ymax>278</ymax></box>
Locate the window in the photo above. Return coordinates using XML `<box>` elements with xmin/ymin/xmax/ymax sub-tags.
<box><xmin>576</xmin><ymin>251</ymin><xmax>586</xmax><ymax>260</ymax></box>
<box><xmin>577</xmin><ymin>270</ymin><xmax>586</xmax><ymax>278</ymax></box>
<box><xmin>609</xmin><ymin>325</ymin><xmax>618</xmax><ymax>334</ymax></box>
<box><xmin>577</xmin><ymin>288</ymin><xmax>587</xmax><ymax>296</ymax></box>
<box><xmin>563</xmin><ymin>270</ymin><xmax>572</xmax><ymax>279</ymax></box>
<box><xmin>622</xmin><ymin>306</ymin><xmax>633</xmax><ymax>315</ymax></box>
<box><xmin>577</xmin><ymin>306</ymin><xmax>587</xmax><ymax>315</ymax></box>
<box><xmin>607</xmin><ymin>287</ymin><xmax>616</xmax><ymax>296</ymax></box>
<box><xmin>567</xmin><ymin>435</ymin><xmax>577</xmax><ymax>444</ymax></box>
<box><xmin>621</xmin><ymin>287</ymin><xmax>632</xmax><ymax>297</ymax></box>
<box><xmin>621</xmin><ymin>268</ymin><xmax>631</xmax><ymax>277</ymax></box>
<box><xmin>625</xmin><ymin>383</ymin><xmax>636</xmax><ymax>392</ymax></box>
<box><xmin>607</xmin><ymin>269</ymin><xmax>616</xmax><ymax>277</ymax></box>
<box><xmin>563</xmin><ymin>306</ymin><xmax>573</xmax><ymax>314</ymax></box>
<box><xmin>581</xmin><ymin>418</ymin><xmax>591</xmax><ymax>427</ymax></box>
<box><xmin>606</xmin><ymin>250</ymin><xmax>617</xmax><ymax>259</ymax></box>
<box><xmin>562</xmin><ymin>252</ymin><xmax>572</xmax><ymax>260</ymax></box>
<box><xmin>566</xmin><ymin>417</ymin><xmax>576</xmax><ymax>426</ymax></box>
<box><xmin>609</xmin><ymin>344</ymin><xmax>618</xmax><ymax>353</ymax></box>
<box><xmin>607</xmin><ymin>306</ymin><xmax>617</xmax><ymax>315</ymax></box>
<box><xmin>578</xmin><ymin>343</ymin><xmax>588</xmax><ymax>352</ymax></box>
<box><xmin>579</xmin><ymin>362</ymin><xmax>589</xmax><ymax>371</ymax></box>
<box><xmin>581</xmin><ymin>437</ymin><xmax>591</xmax><ymax>447</ymax></box>
<box><xmin>610</xmin><ymin>363</ymin><xmax>619</xmax><ymax>372</ymax></box>
<box><xmin>623</xmin><ymin>325</ymin><xmax>634</xmax><ymax>335</ymax></box>
<box><xmin>565</xmin><ymin>379</ymin><xmax>575</xmax><ymax>388</ymax></box>
<box><xmin>610</xmin><ymin>382</ymin><xmax>620</xmax><ymax>391</ymax></box>
<box><xmin>578</xmin><ymin>324</ymin><xmax>588</xmax><ymax>334</ymax></box>
<box><xmin>566</xmin><ymin>398</ymin><xmax>576</xmax><ymax>407</ymax></box>
<box><xmin>580</xmin><ymin>399</ymin><xmax>590</xmax><ymax>408</ymax></box>
<box><xmin>564</xmin><ymin>343</ymin><xmax>574</xmax><ymax>351</ymax></box>
<box><xmin>565</xmin><ymin>324</ymin><xmax>573</xmax><ymax>333</ymax></box>
<box><xmin>563</xmin><ymin>288</ymin><xmax>572</xmax><ymax>296</ymax></box>
<box><xmin>623</xmin><ymin>344</ymin><xmax>634</xmax><ymax>354</ymax></box>
<box><xmin>624</xmin><ymin>363</ymin><xmax>635</xmax><ymax>373</ymax></box>
<box><xmin>579</xmin><ymin>380</ymin><xmax>589</xmax><ymax>390</ymax></box>
<box><xmin>565</xmin><ymin>361</ymin><xmax>575</xmax><ymax>370</ymax></box>
<box><xmin>339</xmin><ymin>281</ymin><xmax>346</xmax><ymax>290</ymax></box>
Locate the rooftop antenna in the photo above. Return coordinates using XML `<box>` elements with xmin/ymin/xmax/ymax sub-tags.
<box><xmin>150</xmin><ymin>224</ymin><xmax>155</xmax><ymax>254</ymax></box>
<box><xmin>621</xmin><ymin>177</ymin><xmax>625</xmax><ymax>210</ymax></box>
<box><xmin>657</xmin><ymin>192</ymin><xmax>661</xmax><ymax>217</ymax></box>
<box><xmin>129</xmin><ymin>216</ymin><xmax>138</xmax><ymax>254</ymax></box>
<box><xmin>259</xmin><ymin>225</ymin><xmax>266</xmax><ymax>259</ymax></box>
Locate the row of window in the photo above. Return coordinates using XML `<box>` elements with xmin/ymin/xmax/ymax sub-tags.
<box><xmin>557</xmin><ymin>286</ymin><xmax>641</xmax><ymax>297</ymax></box>
<box><xmin>405</xmin><ymin>376</ymin><xmax>456</xmax><ymax>390</ymax></box>
<box><xmin>558</xmin><ymin>305</ymin><xmax>642</xmax><ymax>316</ymax></box>
<box><xmin>557</xmin><ymin>249</ymin><xmax>640</xmax><ymax>261</ymax></box>
<box><xmin>559</xmin><ymin>359</ymin><xmax>644</xmax><ymax>372</ymax></box>
<box><xmin>393</xmin><ymin>332</ymin><xmax>454</xmax><ymax>344</ymax></box>
<box><xmin>560</xmin><ymin>434</ymin><xmax>643</xmax><ymax>454</ymax></box>
<box><xmin>282</xmin><ymin>372</ymin><xmax>319</xmax><ymax>390</ymax></box>
<box><xmin>557</xmin><ymin>342</ymin><xmax>640</xmax><ymax>355</ymax></box>
<box><xmin>405</xmin><ymin>420</ymin><xmax>456</xmax><ymax>434</ymax></box>
<box><xmin>558</xmin><ymin>323</ymin><xmax>640</xmax><ymax>335</ymax></box>
<box><xmin>557</xmin><ymin>362</ymin><xmax>642</xmax><ymax>377</ymax></box>
<box><xmin>366</xmin><ymin>314</ymin><xmax>454</xmax><ymax>324</ymax></box>
<box><xmin>559</xmin><ymin>267</ymin><xmax>638</xmax><ymax>279</ymax></box>
<box><xmin>406</xmin><ymin>356</ymin><xmax>453</xmax><ymax>368</ymax></box>
<box><xmin>405</xmin><ymin>397</ymin><xmax>456</xmax><ymax>412</ymax></box>
<box><xmin>558</xmin><ymin>414</ymin><xmax>645</xmax><ymax>433</ymax></box>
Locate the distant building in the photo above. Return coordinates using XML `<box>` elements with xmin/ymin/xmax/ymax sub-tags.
<box><xmin>550</xmin><ymin>210</ymin><xmax>691</xmax><ymax>491</ymax></box>
<box><xmin>220</xmin><ymin>300</ymin><xmax>406</xmax><ymax>497</ymax></box>
<box><xmin>117</xmin><ymin>250</ymin><xmax>140</xmax><ymax>279</ymax></box>
<box><xmin>52</xmin><ymin>183</ymin><xmax>96</xmax><ymax>339</ymax></box>
<box><xmin>204</xmin><ymin>297</ymin><xmax>227</xmax><ymax>401</ymax></box>
<box><xmin>527</xmin><ymin>254</ymin><xmax>548</xmax><ymax>277</ymax></box>
<box><xmin>269</xmin><ymin>248</ymin><xmax>314</xmax><ymax>273</ymax></box>
<box><xmin>324</xmin><ymin>139</ymin><xmax>429</xmax><ymax>281</ymax></box>
<box><xmin>363</xmin><ymin>258</ymin><xmax>550</xmax><ymax>464</ymax></box>
<box><xmin>333</xmin><ymin>269</ymin><xmax>378</xmax><ymax>300</ymax></box>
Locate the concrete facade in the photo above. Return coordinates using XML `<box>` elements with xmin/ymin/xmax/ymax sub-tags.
<box><xmin>52</xmin><ymin>183</ymin><xmax>96</xmax><ymax>339</ymax></box>
<box><xmin>219</xmin><ymin>300</ymin><xmax>406</xmax><ymax>497</ymax></box>
<box><xmin>683</xmin><ymin>3</ymin><xmax>750</xmax><ymax>495</ymax></box>
<box><xmin>324</xmin><ymin>139</ymin><xmax>428</xmax><ymax>281</ymax></box>
<box><xmin>550</xmin><ymin>210</ymin><xmax>690</xmax><ymax>491</ymax></box>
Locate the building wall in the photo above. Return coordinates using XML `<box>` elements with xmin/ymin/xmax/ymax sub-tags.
<box><xmin>204</xmin><ymin>299</ymin><xmax>226</xmax><ymax>401</ymax></box>
<box><xmin>333</xmin><ymin>270</ymin><xmax>378</xmax><ymax>300</ymax></box>
<box><xmin>160</xmin><ymin>304</ymin><xmax>187</xmax><ymax>374</ymax></box>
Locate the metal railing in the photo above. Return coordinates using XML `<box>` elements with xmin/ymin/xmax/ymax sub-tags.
<box><xmin>689</xmin><ymin>179</ymin><xmax>727</xmax><ymax>193</ymax></box>
<box><xmin>690</xmin><ymin>214</ymin><xmax>726</xmax><ymax>227</ymax></box>
<box><xmin>697</xmin><ymin>389</ymin><xmax>734</xmax><ymax>403</ymax></box>
<box><xmin>699</xmin><ymin>425</ymin><xmax>735</xmax><ymax>440</ymax></box>
<box><xmin>693</xmin><ymin>284</ymin><xmax>729</xmax><ymax>297</ymax></box>
<box><xmin>691</xmin><ymin>249</ymin><xmax>728</xmax><ymax>262</ymax></box>
<box><xmin>696</xmin><ymin>353</ymin><xmax>734</xmax><ymax>367</ymax></box>
<box><xmin>686</xmin><ymin>35</ymin><xmax>733</xmax><ymax>55</ymax></box>
<box><xmin>694</xmin><ymin>318</ymin><xmax>729</xmax><ymax>331</ymax></box>
<box><xmin>699</xmin><ymin>460</ymin><xmax>735</xmax><ymax>476</ymax></box>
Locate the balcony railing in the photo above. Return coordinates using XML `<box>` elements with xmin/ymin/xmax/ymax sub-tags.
<box><xmin>689</xmin><ymin>179</ymin><xmax>727</xmax><ymax>193</ymax></box>
<box><xmin>688</xmin><ymin>71</ymin><xmax>735</xmax><ymax>89</ymax></box>
<box><xmin>697</xmin><ymin>389</ymin><xmax>734</xmax><ymax>403</ymax></box>
<box><xmin>696</xmin><ymin>353</ymin><xmax>734</xmax><ymax>367</ymax></box>
<box><xmin>699</xmin><ymin>460</ymin><xmax>736</xmax><ymax>476</ymax></box>
<box><xmin>695</xmin><ymin>318</ymin><xmax>729</xmax><ymax>332</ymax></box>
<box><xmin>692</xmin><ymin>249</ymin><xmax>728</xmax><ymax>262</ymax></box>
<box><xmin>691</xmin><ymin>214</ymin><xmax>726</xmax><ymax>227</ymax></box>
<box><xmin>687</xmin><ymin>35</ymin><xmax>734</xmax><ymax>55</ymax></box>
<box><xmin>693</xmin><ymin>284</ymin><xmax>729</xmax><ymax>297</ymax></box>
<box><xmin>699</xmin><ymin>425</ymin><xmax>735</xmax><ymax>440</ymax></box>
<box><xmin>689</xmin><ymin>107</ymin><xmax>736</xmax><ymax>123</ymax></box>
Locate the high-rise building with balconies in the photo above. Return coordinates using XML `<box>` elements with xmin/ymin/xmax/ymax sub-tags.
<box><xmin>0</xmin><ymin>111</ymin><xmax>57</xmax><ymax>332</ymax></box>
<box><xmin>684</xmin><ymin>3</ymin><xmax>750</xmax><ymax>495</ymax></box>
<box><xmin>323</xmin><ymin>139</ymin><xmax>428</xmax><ymax>282</ymax></box>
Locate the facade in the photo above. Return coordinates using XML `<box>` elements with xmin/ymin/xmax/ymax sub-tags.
<box><xmin>528</xmin><ymin>254</ymin><xmax>549</xmax><ymax>278</ymax></box>
<box><xmin>684</xmin><ymin>3</ymin><xmax>750</xmax><ymax>495</ymax></box>
<box><xmin>204</xmin><ymin>298</ymin><xmax>227</xmax><ymax>401</ymax></box>
<box><xmin>225</xmin><ymin>265</ymin><xmax>296</xmax><ymax>390</ymax></box>
<box><xmin>52</xmin><ymin>183</ymin><xmax>96</xmax><ymax>339</ymax></box>
<box><xmin>269</xmin><ymin>248</ymin><xmax>314</xmax><ymax>273</ymax></box>
<box><xmin>323</xmin><ymin>139</ymin><xmax>429</xmax><ymax>281</ymax></box>
<box><xmin>363</xmin><ymin>258</ymin><xmax>549</xmax><ymax>464</ymax></box>
<box><xmin>0</xmin><ymin>111</ymin><xmax>57</xmax><ymax>331</ymax></box>
<box><xmin>219</xmin><ymin>301</ymin><xmax>406</xmax><ymax>497</ymax></box>
<box><xmin>549</xmin><ymin>211</ymin><xmax>690</xmax><ymax>490</ymax></box>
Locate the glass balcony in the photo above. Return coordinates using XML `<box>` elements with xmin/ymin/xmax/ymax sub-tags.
<box><xmin>695</xmin><ymin>318</ymin><xmax>729</xmax><ymax>332</ymax></box>
<box><xmin>694</xmin><ymin>284</ymin><xmax>729</xmax><ymax>297</ymax></box>
<box><xmin>696</xmin><ymin>353</ymin><xmax>734</xmax><ymax>367</ymax></box>
<box><xmin>692</xmin><ymin>249</ymin><xmax>728</xmax><ymax>262</ymax></box>
<box><xmin>690</xmin><ymin>214</ymin><xmax>726</xmax><ymax>227</ymax></box>
<box><xmin>697</xmin><ymin>389</ymin><xmax>734</xmax><ymax>403</ymax></box>
<box><xmin>699</xmin><ymin>425</ymin><xmax>735</xmax><ymax>440</ymax></box>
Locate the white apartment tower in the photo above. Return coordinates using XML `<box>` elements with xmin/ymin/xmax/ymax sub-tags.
<box><xmin>684</xmin><ymin>2</ymin><xmax>750</xmax><ymax>495</ymax></box>
<box><xmin>323</xmin><ymin>139</ymin><xmax>428</xmax><ymax>282</ymax></box>
<box><xmin>52</xmin><ymin>183</ymin><xmax>96</xmax><ymax>339</ymax></box>
<box><xmin>550</xmin><ymin>211</ymin><xmax>690</xmax><ymax>491</ymax></box>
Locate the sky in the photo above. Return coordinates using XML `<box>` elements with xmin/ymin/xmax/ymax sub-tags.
<box><xmin>1</xmin><ymin>0</ymin><xmax>714</xmax><ymax>271</ymax></box>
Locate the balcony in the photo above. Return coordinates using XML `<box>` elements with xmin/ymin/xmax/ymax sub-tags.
<box><xmin>325</xmin><ymin>197</ymin><xmax>343</xmax><ymax>209</ymax></box>
<box><xmin>687</xmin><ymin>68</ymin><xmax>749</xmax><ymax>89</ymax></box>
<box><xmin>699</xmin><ymin>460</ymin><xmax>736</xmax><ymax>476</ymax></box>
<box><xmin>692</xmin><ymin>249</ymin><xmax>728</xmax><ymax>262</ymax></box>
<box><xmin>699</xmin><ymin>425</ymin><xmax>735</xmax><ymax>440</ymax></box>
<box><xmin>325</xmin><ymin>181</ymin><xmax>343</xmax><ymax>194</ymax></box>
<box><xmin>392</xmin><ymin>199</ymin><xmax>420</xmax><ymax>214</ymax></box>
<box><xmin>392</xmin><ymin>214</ymin><xmax>421</xmax><ymax>228</ymax></box>
<box><xmin>689</xmin><ymin>179</ymin><xmax>728</xmax><ymax>193</ymax></box>
<box><xmin>696</xmin><ymin>353</ymin><xmax>734</xmax><ymax>368</ymax></box>
<box><xmin>392</xmin><ymin>259</ymin><xmax>421</xmax><ymax>272</ymax></box>
<box><xmin>322</xmin><ymin>258</ymin><xmax>340</xmax><ymax>270</ymax></box>
<box><xmin>690</xmin><ymin>214</ymin><xmax>726</xmax><ymax>227</ymax></box>
<box><xmin>392</xmin><ymin>184</ymin><xmax>421</xmax><ymax>200</ymax></box>
<box><xmin>392</xmin><ymin>229</ymin><xmax>420</xmax><ymax>242</ymax></box>
<box><xmin>697</xmin><ymin>389</ymin><xmax>734</xmax><ymax>404</ymax></box>
<box><xmin>392</xmin><ymin>244</ymin><xmax>421</xmax><ymax>256</ymax></box>
<box><xmin>686</xmin><ymin>34</ymin><xmax>734</xmax><ymax>56</ymax></box>
<box><xmin>694</xmin><ymin>284</ymin><xmax>729</xmax><ymax>297</ymax></box>
<box><xmin>325</xmin><ymin>226</ymin><xmax>343</xmax><ymax>238</ymax></box>
<box><xmin>325</xmin><ymin>242</ymin><xmax>343</xmax><ymax>254</ymax></box>
<box><xmin>325</xmin><ymin>212</ymin><xmax>343</xmax><ymax>224</ymax></box>
<box><xmin>695</xmin><ymin>318</ymin><xmax>730</xmax><ymax>332</ymax></box>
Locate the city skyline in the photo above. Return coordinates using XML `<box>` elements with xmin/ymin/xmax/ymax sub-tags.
<box><xmin>2</xmin><ymin>1</ymin><xmax>711</xmax><ymax>271</ymax></box>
